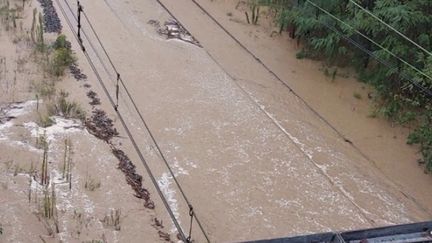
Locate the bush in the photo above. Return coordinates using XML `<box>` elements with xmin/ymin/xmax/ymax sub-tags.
<box><xmin>407</xmin><ymin>110</ymin><xmax>432</xmax><ymax>172</ymax></box>
<box><xmin>48</xmin><ymin>35</ymin><xmax>76</xmax><ymax>77</ymax></box>
<box><xmin>34</xmin><ymin>80</ymin><xmax>56</xmax><ymax>99</ymax></box>
<box><xmin>255</xmin><ymin>0</ymin><xmax>432</xmax><ymax>172</ymax></box>
<box><xmin>50</xmin><ymin>47</ymin><xmax>75</xmax><ymax>76</ymax></box>
<box><xmin>56</xmin><ymin>91</ymin><xmax>85</xmax><ymax>120</ymax></box>
<box><xmin>52</xmin><ymin>34</ymin><xmax>69</xmax><ymax>49</ymax></box>
<box><xmin>45</xmin><ymin>91</ymin><xmax>86</xmax><ymax>121</ymax></box>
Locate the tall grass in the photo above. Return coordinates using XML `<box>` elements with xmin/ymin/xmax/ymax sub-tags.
<box><xmin>101</xmin><ymin>209</ymin><xmax>121</xmax><ymax>231</ymax></box>
<box><xmin>48</xmin><ymin>35</ymin><xmax>76</xmax><ymax>76</ymax></box>
<box><xmin>62</xmin><ymin>138</ymin><xmax>73</xmax><ymax>190</ymax></box>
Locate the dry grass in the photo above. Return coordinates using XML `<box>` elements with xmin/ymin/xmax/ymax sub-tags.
<box><xmin>84</xmin><ymin>175</ymin><xmax>101</xmax><ymax>191</ymax></box>
<box><xmin>101</xmin><ymin>209</ymin><xmax>121</xmax><ymax>231</ymax></box>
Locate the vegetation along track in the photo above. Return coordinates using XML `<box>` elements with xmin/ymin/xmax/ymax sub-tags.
<box><xmin>47</xmin><ymin>0</ymin><xmax>432</xmax><ymax>240</ymax></box>
<box><xmin>34</xmin><ymin>0</ymin><xmax>177</xmax><ymax>241</ymax></box>
<box><xmin>54</xmin><ymin>0</ymin><xmax>211</xmax><ymax>241</ymax></box>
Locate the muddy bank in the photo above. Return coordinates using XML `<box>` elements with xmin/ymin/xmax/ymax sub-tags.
<box><xmin>0</xmin><ymin>0</ymin><xmax>172</xmax><ymax>242</ymax></box>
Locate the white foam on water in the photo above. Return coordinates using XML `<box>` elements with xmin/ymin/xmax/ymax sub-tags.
<box><xmin>157</xmin><ymin>172</ymin><xmax>180</xmax><ymax>234</ymax></box>
<box><xmin>0</xmin><ymin>100</ymin><xmax>38</xmax><ymax>140</ymax></box>
<box><xmin>24</xmin><ymin>116</ymin><xmax>83</xmax><ymax>142</ymax></box>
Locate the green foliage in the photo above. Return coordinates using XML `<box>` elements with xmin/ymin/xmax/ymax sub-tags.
<box><xmin>54</xmin><ymin>91</ymin><xmax>85</xmax><ymax>120</ymax></box>
<box><xmin>49</xmin><ymin>48</ymin><xmax>75</xmax><ymax>77</ymax></box>
<box><xmin>52</xmin><ymin>34</ymin><xmax>68</xmax><ymax>49</ymax></box>
<box><xmin>47</xmin><ymin>35</ymin><xmax>75</xmax><ymax>76</ymax></box>
<box><xmin>34</xmin><ymin>12</ymin><xmax>46</xmax><ymax>52</ymax></box>
<box><xmin>34</xmin><ymin>80</ymin><xmax>56</xmax><ymax>99</ymax></box>
<box><xmin>245</xmin><ymin>2</ymin><xmax>261</xmax><ymax>25</ymax></box>
<box><xmin>407</xmin><ymin>109</ymin><xmax>432</xmax><ymax>172</ymax></box>
<box><xmin>254</xmin><ymin>0</ymin><xmax>432</xmax><ymax>172</ymax></box>
<box><xmin>44</xmin><ymin>91</ymin><xmax>85</xmax><ymax>121</ymax></box>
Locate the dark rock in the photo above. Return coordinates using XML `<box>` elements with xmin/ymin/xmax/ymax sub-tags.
<box><xmin>37</xmin><ymin>0</ymin><xmax>62</xmax><ymax>33</ymax></box>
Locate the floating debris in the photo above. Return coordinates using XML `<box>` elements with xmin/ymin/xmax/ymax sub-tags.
<box><xmin>86</xmin><ymin>90</ymin><xmax>101</xmax><ymax>106</ymax></box>
<box><xmin>112</xmin><ymin>148</ymin><xmax>155</xmax><ymax>209</ymax></box>
<box><xmin>69</xmin><ymin>63</ymin><xmax>88</xmax><ymax>81</ymax></box>
<box><xmin>37</xmin><ymin>0</ymin><xmax>62</xmax><ymax>33</ymax></box>
<box><xmin>85</xmin><ymin>109</ymin><xmax>118</xmax><ymax>141</ymax></box>
<box><xmin>158</xmin><ymin>230</ymin><xmax>171</xmax><ymax>242</ymax></box>
<box><xmin>0</xmin><ymin>105</ymin><xmax>16</xmax><ymax>123</ymax></box>
<box><xmin>148</xmin><ymin>19</ymin><xmax>201</xmax><ymax>47</ymax></box>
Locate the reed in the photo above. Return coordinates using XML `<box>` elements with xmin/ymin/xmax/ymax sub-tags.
<box><xmin>101</xmin><ymin>209</ymin><xmax>121</xmax><ymax>231</ymax></box>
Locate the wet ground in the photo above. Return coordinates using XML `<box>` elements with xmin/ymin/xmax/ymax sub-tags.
<box><xmin>56</xmin><ymin>0</ymin><xmax>432</xmax><ymax>242</ymax></box>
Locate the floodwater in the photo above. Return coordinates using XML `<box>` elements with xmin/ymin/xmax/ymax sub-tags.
<box><xmin>57</xmin><ymin>0</ymin><xmax>432</xmax><ymax>242</ymax></box>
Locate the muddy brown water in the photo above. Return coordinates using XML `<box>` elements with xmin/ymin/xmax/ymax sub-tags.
<box><xmin>50</xmin><ymin>0</ymin><xmax>432</xmax><ymax>242</ymax></box>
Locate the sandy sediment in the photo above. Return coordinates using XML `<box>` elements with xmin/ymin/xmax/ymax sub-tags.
<box><xmin>0</xmin><ymin>0</ymin><xmax>172</xmax><ymax>242</ymax></box>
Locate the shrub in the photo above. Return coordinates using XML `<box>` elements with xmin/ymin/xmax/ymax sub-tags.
<box><xmin>407</xmin><ymin>110</ymin><xmax>432</xmax><ymax>172</ymax></box>
<box><xmin>52</xmin><ymin>34</ymin><xmax>69</xmax><ymax>49</ymax></box>
<box><xmin>50</xmin><ymin>47</ymin><xmax>75</xmax><ymax>76</ymax></box>
<box><xmin>55</xmin><ymin>91</ymin><xmax>85</xmax><ymax>120</ymax></box>
<box><xmin>48</xmin><ymin>35</ymin><xmax>75</xmax><ymax>77</ymax></box>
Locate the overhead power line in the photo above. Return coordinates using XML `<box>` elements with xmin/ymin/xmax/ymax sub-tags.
<box><xmin>349</xmin><ymin>0</ymin><xmax>432</xmax><ymax>58</ymax></box>
<box><xmin>74</xmin><ymin>3</ymin><xmax>210</xmax><ymax>242</ymax></box>
<box><xmin>54</xmin><ymin>0</ymin><xmax>187</xmax><ymax>239</ymax></box>
<box><xmin>55</xmin><ymin>0</ymin><xmax>211</xmax><ymax>242</ymax></box>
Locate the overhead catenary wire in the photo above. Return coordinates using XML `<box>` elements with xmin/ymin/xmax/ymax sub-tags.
<box><xmin>305</xmin><ymin>0</ymin><xmax>432</xmax><ymax>97</ymax></box>
<box><xmin>167</xmin><ymin>0</ymin><xmax>386</xmax><ymax>225</ymax></box>
<box><xmin>76</xmin><ymin>3</ymin><xmax>210</xmax><ymax>242</ymax></box>
<box><xmin>63</xmin><ymin>0</ymin><xmax>133</xmax><ymax>113</ymax></box>
<box><xmin>54</xmin><ymin>0</ymin><xmax>189</xmax><ymax>241</ymax></box>
<box><xmin>59</xmin><ymin>0</ymin><xmax>210</xmax><ymax>242</ymax></box>
<box><xmin>348</xmin><ymin>0</ymin><xmax>432</xmax><ymax>58</ymax></box>
<box><xmin>63</xmin><ymin>0</ymin><xmax>118</xmax><ymax>83</ymax></box>
<box><xmin>55</xmin><ymin>0</ymin><xmax>432</xmax><ymax>240</ymax></box>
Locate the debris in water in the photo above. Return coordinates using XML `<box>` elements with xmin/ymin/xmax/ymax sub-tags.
<box><xmin>69</xmin><ymin>63</ymin><xmax>88</xmax><ymax>81</ymax></box>
<box><xmin>0</xmin><ymin>105</ymin><xmax>16</xmax><ymax>123</ymax></box>
<box><xmin>148</xmin><ymin>19</ymin><xmax>201</xmax><ymax>47</ymax></box>
<box><xmin>158</xmin><ymin>230</ymin><xmax>171</xmax><ymax>242</ymax></box>
<box><xmin>85</xmin><ymin>109</ymin><xmax>118</xmax><ymax>141</ymax></box>
<box><xmin>86</xmin><ymin>90</ymin><xmax>101</xmax><ymax>106</ymax></box>
<box><xmin>112</xmin><ymin>148</ymin><xmax>155</xmax><ymax>209</ymax></box>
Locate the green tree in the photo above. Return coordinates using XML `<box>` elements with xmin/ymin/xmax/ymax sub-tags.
<box><xmin>255</xmin><ymin>0</ymin><xmax>432</xmax><ymax>172</ymax></box>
